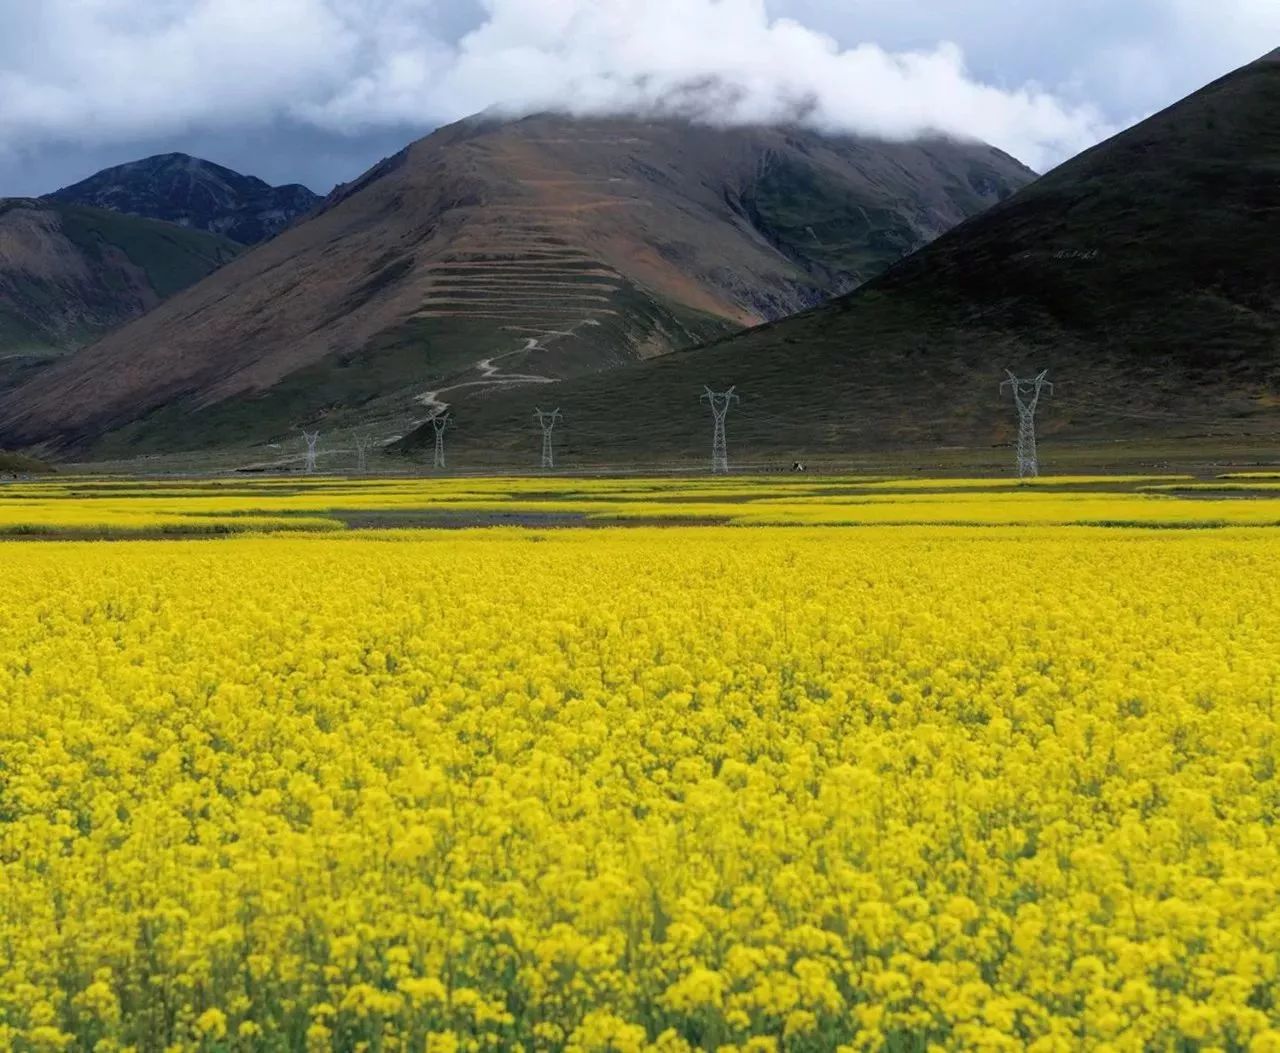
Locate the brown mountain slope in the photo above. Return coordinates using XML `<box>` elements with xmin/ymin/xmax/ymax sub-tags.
<box><xmin>394</xmin><ymin>49</ymin><xmax>1280</xmax><ymax>470</ymax></box>
<box><xmin>0</xmin><ymin>114</ymin><xmax>1032</xmax><ymax>456</ymax></box>
<box><xmin>0</xmin><ymin>199</ymin><xmax>240</xmax><ymax>385</ymax></box>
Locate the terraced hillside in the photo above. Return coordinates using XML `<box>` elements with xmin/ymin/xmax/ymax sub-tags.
<box><xmin>0</xmin><ymin>114</ymin><xmax>1032</xmax><ymax>458</ymax></box>
<box><xmin>393</xmin><ymin>49</ymin><xmax>1280</xmax><ymax>471</ymax></box>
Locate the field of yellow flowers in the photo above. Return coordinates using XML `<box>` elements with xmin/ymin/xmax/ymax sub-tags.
<box><xmin>7</xmin><ymin>472</ymin><xmax>1280</xmax><ymax>533</ymax></box>
<box><xmin>2</xmin><ymin>488</ymin><xmax>1280</xmax><ymax>1049</ymax></box>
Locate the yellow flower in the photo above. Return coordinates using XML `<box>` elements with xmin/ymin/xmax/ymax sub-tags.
<box><xmin>567</xmin><ymin>1010</ymin><xmax>648</xmax><ymax>1052</ymax></box>
<box><xmin>398</xmin><ymin>977</ymin><xmax>448</xmax><ymax>1004</ymax></box>
<box><xmin>194</xmin><ymin>1009</ymin><xmax>227</xmax><ymax>1040</ymax></box>
<box><xmin>2</xmin><ymin>503</ymin><xmax>1280</xmax><ymax>1049</ymax></box>
<box><xmin>783</xmin><ymin>1011</ymin><xmax>817</xmax><ymax>1038</ymax></box>
<box><xmin>27</xmin><ymin>1027</ymin><xmax>75</xmax><ymax>1051</ymax></box>
<box><xmin>306</xmin><ymin>1022</ymin><xmax>332</xmax><ymax>1052</ymax></box>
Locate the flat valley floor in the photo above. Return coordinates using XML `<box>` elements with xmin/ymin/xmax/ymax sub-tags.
<box><xmin>2</xmin><ymin>474</ymin><xmax>1280</xmax><ymax>1049</ymax></box>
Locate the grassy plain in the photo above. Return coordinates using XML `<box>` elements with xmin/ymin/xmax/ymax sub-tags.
<box><xmin>6</xmin><ymin>472</ymin><xmax>1280</xmax><ymax>537</ymax></box>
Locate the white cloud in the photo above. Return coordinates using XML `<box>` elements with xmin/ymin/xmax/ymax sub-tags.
<box><xmin>289</xmin><ymin>0</ymin><xmax>1115</xmax><ymax>169</ymax></box>
<box><xmin>1072</xmin><ymin>0</ymin><xmax>1280</xmax><ymax>114</ymax></box>
<box><xmin>0</xmin><ymin>0</ymin><xmax>1275</xmax><ymax>175</ymax></box>
<box><xmin>774</xmin><ymin>0</ymin><xmax>1280</xmax><ymax>119</ymax></box>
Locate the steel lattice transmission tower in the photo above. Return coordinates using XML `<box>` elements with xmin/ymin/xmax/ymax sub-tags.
<box><xmin>352</xmin><ymin>430</ymin><xmax>375</xmax><ymax>474</ymax></box>
<box><xmin>534</xmin><ymin>408</ymin><xmax>562</xmax><ymax>469</ymax></box>
<box><xmin>429</xmin><ymin>412</ymin><xmax>451</xmax><ymax>469</ymax></box>
<box><xmin>302</xmin><ymin>430</ymin><xmax>320</xmax><ymax>474</ymax></box>
<box><xmin>1000</xmin><ymin>370</ymin><xmax>1053</xmax><ymax>478</ymax></box>
<box><xmin>701</xmin><ymin>386</ymin><xmax>739</xmax><ymax>473</ymax></box>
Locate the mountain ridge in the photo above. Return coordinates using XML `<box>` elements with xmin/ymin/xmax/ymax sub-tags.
<box><xmin>47</xmin><ymin>153</ymin><xmax>321</xmax><ymax>245</ymax></box>
<box><xmin>0</xmin><ymin>114</ymin><xmax>1034</xmax><ymax>458</ymax></box>
<box><xmin>388</xmin><ymin>48</ymin><xmax>1280</xmax><ymax>467</ymax></box>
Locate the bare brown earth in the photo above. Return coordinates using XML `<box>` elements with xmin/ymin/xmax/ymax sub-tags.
<box><xmin>0</xmin><ymin>114</ymin><xmax>1032</xmax><ymax>458</ymax></box>
<box><xmin>391</xmin><ymin>49</ymin><xmax>1280</xmax><ymax>470</ymax></box>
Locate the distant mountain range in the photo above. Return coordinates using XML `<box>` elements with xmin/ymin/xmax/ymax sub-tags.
<box><xmin>0</xmin><ymin>115</ymin><xmax>1033</xmax><ymax>458</ymax></box>
<box><xmin>46</xmin><ymin>154</ymin><xmax>321</xmax><ymax>245</ymax></box>
<box><xmin>0</xmin><ymin>154</ymin><xmax>317</xmax><ymax>374</ymax></box>
<box><xmin>381</xmin><ymin>48</ymin><xmax>1280</xmax><ymax>468</ymax></box>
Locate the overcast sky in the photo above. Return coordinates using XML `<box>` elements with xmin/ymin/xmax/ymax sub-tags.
<box><xmin>1</xmin><ymin>0</ymin><xmax>1276</xmax><ymax>197</ymax></box>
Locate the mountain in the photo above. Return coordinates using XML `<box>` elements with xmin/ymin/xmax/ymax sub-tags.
<box><xmin>47</xmin><ymin>154</ymin><xmax>321</xmax><ymax>245</ymax></box>
<box><xmin>0</xmin><ymin>199</ymin><xmax>241</xmax><ymax>386</ymax></box>
<box><xmin>0</xmin><ymin>115</ymin><xmax>1033</xmax><ymax>458</ymax></box>
<box><xmin>390</xmin><ymin>49</ymin><xmax>1280</xmax><ymax>469</ymax></box>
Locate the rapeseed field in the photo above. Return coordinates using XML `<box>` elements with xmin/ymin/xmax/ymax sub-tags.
<box><xmin>2</xmin><ymin>509</ymin><xmax>1279</xmax><ymax>1050</ymax></box>
<box><xmin>3</xmin><ymin>473</ymin><xmax>1280</xmax><ymax>533</ymax></box>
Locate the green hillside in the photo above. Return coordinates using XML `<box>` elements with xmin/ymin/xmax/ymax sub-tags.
<box><xmin>395</xmin><ymin>50</ymin><xmax>1280</xmax><ymax>472</ymax></box>
<box><xmin>0</xmin><ymin>199</ymin><xmax>241</xmax><ymax>372</ymax></box>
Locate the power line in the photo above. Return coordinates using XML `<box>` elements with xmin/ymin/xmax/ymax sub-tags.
<box><xmin>302</xmin><ymin>430</ymin><xmax>320</xmax><ymax>474</ymax></box>
<box><xmin>1001</xmin><ymin>370</ymin><xmax>1052</xmax><ymax>478</ymax></box>
<box><xmin>701</xmin><ymin>386</ymin><xmax>740</xmax><ymax>474</ymax></box>
<box><xmin>534</xmin><ymin>408</ymin><xmax>562</xmax><ymax>469</ymax></box>
<box><xmin>429</xmin><ymin>412</ymin><xmax>451</xmax><ymax>469</ymax></box>
<box><xmin>352</xmin><ymin>429</ymin><xmax>375</xmax><ymax>474</ymax></box>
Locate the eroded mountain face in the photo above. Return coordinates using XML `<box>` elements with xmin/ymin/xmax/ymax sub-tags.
<box><xmin>392</xmin><ymin>50</ymin><xmax>1280</xmax><ymax>467</ymax></box>
<box><xmin>0</xmin><ymin>114</ymin><xmax>1033</xmax><ymax>456</ymax></box>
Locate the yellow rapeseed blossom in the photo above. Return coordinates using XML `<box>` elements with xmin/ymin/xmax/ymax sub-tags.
<box><xmin>1</xmin><ymin>521</ymin><xmax>1279</xmax><ymax>1049</ymax></box>
<box><xmin>2</xmin><ymin>472</ymin><xmax>1280</xmax><ymax>533</ymax></box>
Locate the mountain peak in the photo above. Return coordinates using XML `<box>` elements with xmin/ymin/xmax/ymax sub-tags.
<box><xmin>2</xmin><ymin>114</ymin><xmax>1033</xmax><ymax>457</ymax></box>
<box><xmin>135</xmin><ymin>152</ymin><xmax>200</xmax><ymax>164</ymax></box>
<box><xmin>403</xmin><ymin>46</ymin><xmax>1280</xmax><ymax>465</ymax></box>
<box><xmin>46</xmin><ymin>155</ymin><xmax>320</xmax><ymax>244</ymax></box>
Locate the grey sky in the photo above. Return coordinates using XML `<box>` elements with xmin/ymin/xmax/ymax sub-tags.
<box><xmin>1</xmin><ymin>0</ymin><xmax>1276</xmax><ymax>197</ymax></box>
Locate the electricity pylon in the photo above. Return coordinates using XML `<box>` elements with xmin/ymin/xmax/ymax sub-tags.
<box><xmin>302</xmin><ymin>430</ymin><xmax>320</xmax><ymax>474</ymax></box>
<box><xmin>429</xmin><ymin>412</ymin><xmax>451</xmax><ymax>469</ymax></box>
<box><xmin>534</xmin><ymin>408</ymin><xmax>562</xmax><ymax>469</ymax></box>
<box><xmin>701</xmin><ymin>386</ymin><xmax>739</xmax><ymax>473</ymax></box>
<box><xmin>1000</xmin><ymin>370</ymin><xmax>1053</xmax><ymax>478</ymax></box>
<box><xmin>352</xmin><ymin>430</ymin><xmax>375</xmax><ymax>474</ymax></box>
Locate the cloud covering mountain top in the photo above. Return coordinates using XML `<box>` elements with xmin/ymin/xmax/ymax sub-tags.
<box><xmin>1</xmin><ymin>0</ymin><xmax>1276</xmax><ymax>190</ymax></box>
<box><xmin>2</xmin><ymin>0</ymin><xmax>1107</xmax><ymax>174</ymax></box>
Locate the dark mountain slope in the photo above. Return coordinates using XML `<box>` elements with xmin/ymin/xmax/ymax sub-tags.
<box><xmin>0</xmin><ymin>115</ymin><xmax>1032</xmax><ymax>457</ymax></box>
<box><xmin>47</xmin><ymin>154</ymin><xmax>321</xmax><ymax>245</ymax></box>
<box><xmin>0</xmin><ymin>199</ymin><xmax>241</xmax><ymax>386</ymax></box>
<box><xmin>396</xmin><ymin>49</ymin><xmax>1280</xmax><ymax>468</ymax></box>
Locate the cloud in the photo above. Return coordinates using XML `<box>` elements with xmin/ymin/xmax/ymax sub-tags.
<box><xmin>421</xmin><ymin>0</ymin><xmax>1114</xmax><ymax>169</ymax></box>
<box><xmin>1069</xmin><ymin>0</ymin><xmax>1280</xmax><ymax>114</ymax></box>
<box><xmin>775</xmin><ymin>0</ymin><xmax>1280</xmax><ymax>119</ymax></box>
<box><xmin>0</xmin><ymin>0</ymin><xmax>1275</xmax><ymax>176</ymax></box>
